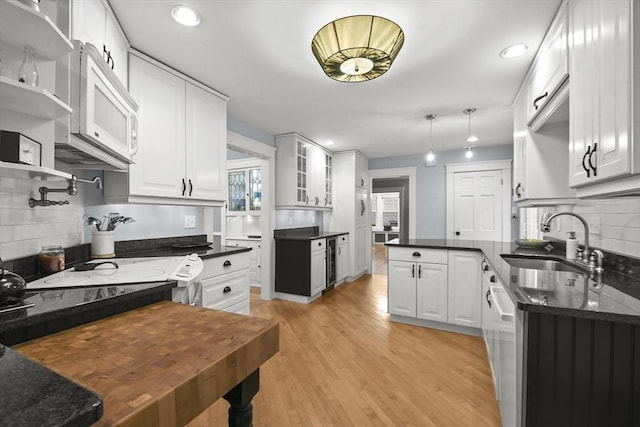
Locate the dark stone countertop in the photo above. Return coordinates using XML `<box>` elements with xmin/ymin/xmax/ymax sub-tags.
<box><xmin>385</xmin><ymin>239</ymin><xmax>640</xmax><ymax>325</ymax></box>
<box><xmin>274</xmin><ymin>226</ymin><xmax>349</xmax><ymax>241</ymax></box>
<box><xmin>0</xmin><ymin>236</ymin><xmax>252</xmax><ymax>427</ymax></box>
<box><xmin>0</xmin><ymin>344</ymin><xmax>103</xmax><ymax>427</ymax></box>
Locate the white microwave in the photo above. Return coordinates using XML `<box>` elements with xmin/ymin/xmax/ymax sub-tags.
<box><xmin>58</xmin><ymin>41</ymin><xmax>138</xmax><ymax>170</ymax></box>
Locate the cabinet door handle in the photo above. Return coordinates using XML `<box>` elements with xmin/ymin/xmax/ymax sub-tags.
<box><xmin>338</xmin><ymin>247</ymin><xmax>341</xmax><ymax>255</ymax></box>
<box><xmin>582</xmin><ymin>145</ymin><xmax>591</xmax><ymax>178</ymax></box>
<box><xmin>318</xmin><ymin>241</ymin><xmax>322</xmax><ymax>246</ymax></box>
<box><xmin>223</xmin><ymin>260</ymin><xmax>232</xmax><ymax>267</ymax></box>
<box><xmin>418</xmin><ymin>264</ymin><xmax>422</xmax><ymax>279</ymax></box>
<box><xmin>588</xmin><ymin>142</ymin><xmax>597</xmax><ymax>177</ymax></box>
<box><xmin>223</xmin><ymin>286</ymin><xmax>231</xmax><ymax>293</ymax></box>
<box><xmin>514</xmin><ymin>183</ymin><xmax>522</xmax><ymax>198</ymax></box>
<box><xmin>533</xmin><ymin>92</ymin><xmax>548</xmax><ymax>110</ymax></box>
<box><xmin>181</xmin><ymin>178</ymin><xmax>186</xmax><ymax>196</ymax></box>
<box><xmin>412</xmin><ymin>264</ymin><xmax>415</xmax><ymax>278</ymax></box>
<box><xmin>486</xmin><ymin>289</ymin><xmax>492</xmax><ymax>308</ymax></box>
<box><xmin>483</xmin><ymin>264</ymin><xmax>489</xmax><ymax>272</ymax></box>
<box><xmin>490</xmin><ymin>275</ymin><xmax>496</xmax><ymax>283</ymax></box>
<box><xmin>412</xmin><ymin>251</ymin><xmax>421</xmax><ymax>257</ymax></box>
<box><xmin>360</xmin><ymin>200</ymin><xmax>365</xmax><ymax>216</ymax></box>
<box><xmin>306</xmin><ymin>195</ymin><xmax>309</xmax><ymax>205</ymax></box>
<box><xmin>188</xmin><ymin>179</ymin><xmax>193</xmax><ymax>196</ymax></box>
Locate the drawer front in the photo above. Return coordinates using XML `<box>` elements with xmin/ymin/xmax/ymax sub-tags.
<box><xmin>311</xmin><ymin>238</ymin><xmax>326</xmax><ymax>251</ymax></box>
<box><xmin>202</xmin><ymin>252</ymin><xmax>250</xmax><ymax>279</ymax></box>
<box><xmin>202</xmin><ymin>269</ymin><xmax>250</xmax><ymax>310</ymax></box>
<box><xmin>337</xmin><ymin>234</ymin><xmax>349</xmax><ymax>244</ymax></box>
<box><xmin>223</xmin><ymin>299</ymin><xmax>250</xmax><ymax>316</ymax></box>
<box><xmin>388</xmin><ymin>247</ymin><xmax>447</xmax><ymax>264</ymax></box>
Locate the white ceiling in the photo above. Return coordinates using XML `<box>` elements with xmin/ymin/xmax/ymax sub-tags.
<box><xmin>108</xmin><ymin>0</ymin><xmax>561</xmax><ymax>159</ymax></box>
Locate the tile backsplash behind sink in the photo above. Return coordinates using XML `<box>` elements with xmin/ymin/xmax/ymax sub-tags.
<box><xmin>523</xmin><ymin>197</ymin><xmax>640</xmax><ymax>258</ymax></box>
<box><xmin>0</xmin><ymin>173</ymin><xmax>84</xmax><ymax>260</ymax></box>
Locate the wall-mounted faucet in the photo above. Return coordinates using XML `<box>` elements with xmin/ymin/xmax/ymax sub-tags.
<box><xmin>28</xmin><ymin>175</ymin><xmax>102</xmax><ymax>208</ymax></box>
<box><xmin>540</xmin><ymin>211</ymin><xmax>604</xmax><ymax>272</ymax></box>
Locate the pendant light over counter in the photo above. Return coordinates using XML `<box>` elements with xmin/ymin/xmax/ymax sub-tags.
<box><xmin>424</xmin><ymin>114</ymin><xmax>437</xmax><ymax>166</ymax></box>
<box><xmin>311</xmin><ymin>15</ymin><xmax>405</xmax><ymax>82</ymax></box>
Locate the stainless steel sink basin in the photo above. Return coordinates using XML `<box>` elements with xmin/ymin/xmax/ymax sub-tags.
<box><xmin>501</xmin><ymin>254</ymin><xmax>588</xmax><ymax>274</ymax></box>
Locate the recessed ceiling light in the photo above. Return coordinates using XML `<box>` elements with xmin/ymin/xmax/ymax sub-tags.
<box><xmin>171</xmin><ymin>6</ymin><xmax>200</xmax><ymax>26</ymax></box>
<box><xmin>500</xmin><ymin>43</ymin><xmax>528</xmax><ymax>58</ymax></box>
<box><xmin>325</xmin><ymin>140</ymin><xmax>335</xmax><ymax>146</ymax></box>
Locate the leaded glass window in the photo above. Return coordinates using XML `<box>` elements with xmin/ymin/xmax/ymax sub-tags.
<box><xmin>249</xmin><ymin>168</ymin><xmax>262</xmax><ymax>211</ymax></box>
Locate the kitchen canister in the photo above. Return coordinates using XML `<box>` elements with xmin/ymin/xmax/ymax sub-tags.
<box><xmin>91</xmin><ymin>231</ymin><xmax>116</xmax><ymax>258</ymax></box>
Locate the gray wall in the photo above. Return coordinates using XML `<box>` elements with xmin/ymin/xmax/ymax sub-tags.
<box><xmin>369</xmin><ymin>145</ymin><xmax>515</xmax><ymax>239</ymax></box>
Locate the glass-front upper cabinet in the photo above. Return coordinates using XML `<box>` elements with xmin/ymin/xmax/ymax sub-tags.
<box><xmin>228</xmin><ymin>167</ymin><xmax>261</xmax><ymax>214</ymax></box>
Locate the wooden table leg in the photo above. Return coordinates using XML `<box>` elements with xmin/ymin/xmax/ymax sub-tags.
<box><xmin>223</xmin><ymin>369</ymin><xmax>260</xmax><ymax>427</ymax></box>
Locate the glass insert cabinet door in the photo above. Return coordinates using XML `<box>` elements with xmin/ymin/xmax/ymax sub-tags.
<box><xmin>228</xmin><ymin>171</ymin><xmax>246</xmax><ymax>211</ymax></box>
<box><xmin>228</xmin><ymin>167</ymin><xmax>262</xmax><ymax>213</ymax></box>
<box><xmin>248</xmin><ymin>168</ymin><xmax>262</xmax><ymax>211</ymax></box>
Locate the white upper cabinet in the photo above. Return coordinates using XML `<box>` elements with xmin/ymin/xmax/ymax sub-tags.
<box><xmin>72</xmin><ymin>0</ymin><xmax>129</xmax><ymax>86</ymax></box>
<box><xmin>526</xmin><ymin>1</ymin><xmax>569</xmax><ymax>125</ymax></box>
<box><xmin>512</xmin><ymin>84</ymin><xmax>575</xmax><ymax>206</ymax></box>
<box><xmin>275</xmin><ymin>133</ymin><xmax>332</xmax><ymax>209</ymax></box>
<box><xmin>569</xmin><ymin>0</ymin><xmax>640</xmax><ymax>197</ymax></box>
<box><xmin>104</xmin><ymin>53</ymin><xmax>227</xmax><ymax>205</ymax></box>
<box><xmin>355</xmin><ymin>153</ymin><xmax>368</xmax><ymax>188</ymax></box>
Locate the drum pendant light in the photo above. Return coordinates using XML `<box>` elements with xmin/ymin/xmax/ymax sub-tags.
<box><xmin>311</xmin><ymin>15</ymin><xmax>405</xmax><ymax>82</ymax></box>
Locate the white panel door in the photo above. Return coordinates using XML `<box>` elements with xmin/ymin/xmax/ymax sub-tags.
<box><xmin>453</xmin><ymin>170</ymin><xmax>502</xmax><ymax>241</ymax></box>
<box><xmin>128</xmin><ymin>56</ymin><xmax>186</xmax><ymax>198</ymax></box>
<box><xmin>416</xmin><ymin>263</ymin><xmax>448</xmax><ymax>322</ymax></box>
<box><xmin>185</xmin><ymin>82</ymin><xmax>226</xmax><ymax>201</ymax></box>
<box><xmin>388</xmin><ymin>261</ymin><xmax>416</xmax><ymax>317</ymax></box>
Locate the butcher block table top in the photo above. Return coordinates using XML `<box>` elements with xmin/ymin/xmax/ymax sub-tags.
<box><xmin>14</xmin><ymin>301</ymin><xmax>279</xmax><ymax>427</ymax></box>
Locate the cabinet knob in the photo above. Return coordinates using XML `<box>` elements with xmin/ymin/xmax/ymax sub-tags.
<box><xmin>223</xmin><ymin>286</ymin><xmax>231</xmax><ymax>293</ymax></box>
<box><xmin>483</xmin><ymin>264</ymin><xmax>489</xmax><ymax>272</ymax></box>
<box><xmin>490</xmin><ymin>275</ymin><xmax>496</xmax><ymax>283</ymax></box>
<box><xmin>455</xmin><ymin>231</ymin><xmax>460</xmax><ymax>236</ymax></box>
<box><xmin>223</xmin><ymin>260</ymin><xmax>232</xmax><ymax>267</ymax></box>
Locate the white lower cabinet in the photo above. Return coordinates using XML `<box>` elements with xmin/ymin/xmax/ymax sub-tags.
<box><xmin>388</xmin><ymin>261</ymin><xmax>417</xmax><ymax>317</ymax></box>
<box><xmin>336</xmin><ymin>235</ymin><xmax>349</xmax><ymax>283</ymax></box>
<box><xmin>200</xmin><ymin>251</ymin><xmax>251</xmax><ymax>315</ymax></box>
<box><xmin>387</xmin><ymin>247</ymin><xmax>481</xmax><ymax>333</ymax></box>
<box><xmin>225</xmin><ymin>239</ymin><xmax>262</xmax><ymax>286</ymax></box>
<box><xmin>310</xmin><ymin>239</ymin><xmax>327</xmax><ymax>296</ymax></box>
<box><xmin>416</xmin><ymin>263</ymin><xmax>448</xmax><ymax>322</ymax></box>
<box><xmin>481</xmin><ymin>258</ymin><xmax>517</xmax><ymax>427</ymax></box>
<box><xmin>447</xmin><ymin>251</ymin><xmax>482</xmax><ymax>328</ymax></box>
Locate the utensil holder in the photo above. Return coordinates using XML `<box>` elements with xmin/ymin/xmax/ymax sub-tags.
<box><xmin>91</xmin><ymin>231</ymin><xmax>115</xmax><ymax>258</ymax></box>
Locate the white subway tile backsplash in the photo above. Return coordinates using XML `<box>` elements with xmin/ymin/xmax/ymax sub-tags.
<box><xmin>527</xmin><ymin>197</ymin><xmax>640</xmax><ymax>258</ymax></box>
<box><xmin>0</xmin><ymin>175</ymin><xmax>84</xmax><ymax>260</ymax></box>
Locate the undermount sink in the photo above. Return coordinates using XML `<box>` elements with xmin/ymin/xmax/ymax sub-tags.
<box><xmin>500</xmin><ymin>254</ymin><xmax>588</xmax><ymax>274</ymax></box>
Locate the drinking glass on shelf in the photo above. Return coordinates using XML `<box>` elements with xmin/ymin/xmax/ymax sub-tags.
<box><xmin>18</xmin><ymin>45</ymin><xmax>39</xmax><ymax>87</ymax></box>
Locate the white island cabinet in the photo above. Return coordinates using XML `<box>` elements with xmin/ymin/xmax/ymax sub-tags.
<box><xmin>387</xmin><ymin>245</ymin><xmax>482</xmax><ymax>336</ymax></box>
<box><xmin>104</xmin><ymin>52</ymin><xmax>227</xmax><ymax>205</ymax></box>
<box><xmin>200</xmin><ymin>251</ymin><xmax>251</xmax><ymax>315</ymax></box>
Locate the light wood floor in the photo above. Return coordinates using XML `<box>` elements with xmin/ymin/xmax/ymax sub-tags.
<box><xmin>188</xmin><ymin>275</ymin><xmax>501</xmax><ymax>427</ymax></box>
<box><xmin>372</xmin><ymin>244</ymin><xmax>388</xmax><ymax>275</ymax></box>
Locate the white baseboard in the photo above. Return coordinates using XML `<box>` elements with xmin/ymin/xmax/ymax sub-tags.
<box><xmin>390</xmin><ymin>314</ymin><xmax>482</xmax><ymax>337</ymax></box>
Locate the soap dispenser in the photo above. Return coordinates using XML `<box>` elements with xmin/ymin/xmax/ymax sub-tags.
<box><xmin>566</xmin><ymin>231</ymin><xmax>578</xmax><ymax>259</ymax></box>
